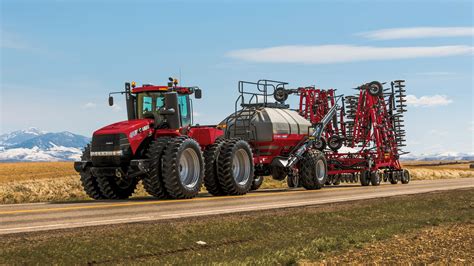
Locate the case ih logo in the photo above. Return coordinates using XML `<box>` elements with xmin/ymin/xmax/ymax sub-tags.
<box><xmin>129</xmin><ymin>125</ymin><xmax>151</xmax><ymax>139</ymax></box>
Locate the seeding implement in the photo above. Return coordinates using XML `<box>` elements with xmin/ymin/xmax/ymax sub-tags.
<box><xmin>75</xmin><ymin>77</ymin><xmax>410</xmax><ymax>200</ymax></box>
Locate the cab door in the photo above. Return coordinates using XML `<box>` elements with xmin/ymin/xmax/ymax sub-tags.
<box><xmin>178</xmin><ymin>95</ymin><xmax>192</xmax><ymax>127</ymax></box>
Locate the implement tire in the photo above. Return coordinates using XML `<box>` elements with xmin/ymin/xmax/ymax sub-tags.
<box><xmin>79</xmin><ymin>144</ymin><xmax>105</xmax><ymax>200</ymax></box>
<box><xmin>370</xmin><ymin>171</ymin><xmax>381</xmax><ymax>186</ymax></box>
<box><xmin>360</xmin><ymin>171</ymin><xmax>370</xmax><ymax>186</ymax></box>
<box><xmin>142</xmin><ymin>137</ymin><xmax>171</xmax><ymax>198</ymax></box>
<box><xmin>162</xmin><ymin>137</ymin><xmax>204</xmax><ymax>199</ymax></box>
<box><xmin>401</xmin><ymin>169</ymin><xmax>410</xmax><ymax>184</ymax></box>
<box><xmin>251</xmin><ymin>176</ymin><xmax>264</xmax><ymax>190</ymax></box>
<box><xmin>300</xmin><ymin>150</ymin><xmax>327</xmax><ymax>190</ymax></box>
<box><xmin>217</xmin><ymin>139</ymin><xmax>254</xmax><ymax>195</ymax></box>
<box><xmin>203</xmin><ymin>138</ymin><xmax>227</xmax><ymax>196</ymax></box>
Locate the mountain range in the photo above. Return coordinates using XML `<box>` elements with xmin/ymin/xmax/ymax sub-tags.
<box><xmin>0</xmin><ymin>128</ymin><xmax>472</xmax><ymax>162</ymax></box>
<box><xmin>0</xmin><ymin>128</ymin><xmax>90</xmax><ymax>162</ymax></box>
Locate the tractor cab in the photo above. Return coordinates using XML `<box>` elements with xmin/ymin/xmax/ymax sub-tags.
<box><xmin>109</xmin><ymin>78</ymin><xmax>201</xmax><ymax>129</ymax></box>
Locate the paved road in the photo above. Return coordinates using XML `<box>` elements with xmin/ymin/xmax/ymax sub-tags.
<box><xmin>1</xmin><ymin>178</ymin><xmax>473</xmax><ymax>235</ymax></box>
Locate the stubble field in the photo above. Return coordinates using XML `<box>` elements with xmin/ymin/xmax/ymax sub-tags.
<box><xmin>0</xmin><ymin>161</ymin><xmax>473</xmax><ymax>204</ymax></box>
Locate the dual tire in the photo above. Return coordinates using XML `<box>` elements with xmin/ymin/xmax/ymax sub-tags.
<box><xmin>299</xmin><ymin>150</ymin><xmax>328</xmax><ymax>190</ymax></box>
<box><xmin>79</xmin><ymin>144</ymin><xmax>137</xmax><ymax>200</ymax></box>
<box><xmin>203</xmin><ymin>138</ymin><xmax>255</xmax><ymax>196</ymax></box>
<box><xmin>144</xmin><ymin>136</ymin><xmax>204</xmax><ymax>199</ymax></box>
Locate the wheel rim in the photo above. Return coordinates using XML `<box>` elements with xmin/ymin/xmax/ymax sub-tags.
<box><xmin>369</xmin><ymin>84</ymin><xmax>380</xmax><ymax>95</ymax></box>
<box><xmin>232</xmin><ymin>149</ymin><xmax>251</xmax><ymax>185</ymax></box>
<box><xmin>179</xmin><ymin>148</ymin><xmax>200</xmax><ymax>189</ymax></box>
<box><xmin>315</xmin><ymin>159</ymin><xmax>326</xmax><ymax>182</ymax></box>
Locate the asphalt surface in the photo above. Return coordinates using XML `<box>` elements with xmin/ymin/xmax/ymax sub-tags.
<box><xmin>0</xmin><ymin>178</ymin><xmax>473</xmax><ymax>235</ymax></box>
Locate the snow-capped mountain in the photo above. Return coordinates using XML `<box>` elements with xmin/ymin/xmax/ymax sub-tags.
<box><xmin>0</xmin><ymin>127</ymin><xmax>47</xmax><ymax>148</ymax></box>
<box><xmin>0</xmin><ymin>128</ymin><xmax>90</xmax><ymax>162</ymax></box>
<box><xmin>401</xmin><ymin>152</ymin><xmax>474</xmax><ymax>161</ymax></box>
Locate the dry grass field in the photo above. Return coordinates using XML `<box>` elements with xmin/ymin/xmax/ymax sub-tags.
<box><xmin>0</xmin><ymin>161</ymin><xmax>472</xmax><ymax>204</ymax></box>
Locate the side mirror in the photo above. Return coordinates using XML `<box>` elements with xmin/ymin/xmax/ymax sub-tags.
<box><xmin>108</xmin><ymin>96</ymin><xmax>114</xmax><ymax>106</ymax></box>
<box><xmin>160</xmin><ymin>108</ymin><xmax>176</xmax><ymax>115</ymax></box>
<box><xmin>194</xmin><ymin>88</ymin><xmax>202</xmax><ymax>99</ymax></box>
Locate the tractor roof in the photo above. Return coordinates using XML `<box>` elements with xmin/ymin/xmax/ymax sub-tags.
<box><xmin>132</xmin><ymin>85</ymin><xmax>193</xmax><ymax>94</ymax></box>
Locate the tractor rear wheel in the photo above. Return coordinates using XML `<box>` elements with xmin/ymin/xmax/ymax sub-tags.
<box><xmin>370</xmin><ymin>171</ymin><xmax>381</xmax><ymax>186</ymax></box>
<box><xmin>217</xmin><ymin>139</ymin><xmax>254</xmax><ymax>195</ymax></box>
<box><xmin>401</xmin><ymin>169</ymin><xmax>410</xmax><ymax>184</ymax></box>
<box><xmin>203</xmin><ymin>138</ymin><xmax>227</xmax><ymax>196</ymax></box>
<box><xmin>360</xmin><ymin>171</ymin><xmax>370</xmax><ymax>186</ymax></box>
<box><xmin>162</xmin><ymin>137</ymin><xmax>204</xmax><ymax>199</ymax></box>
<box><xmin>300</xmin><ymin>150</ymin><xmax>327</xmax><ymax>190</ymax></box>
<box><xmin>251</xmin><ymin>176</ymin><xmax>264</xmax><ymax>190</ymax></box>
<box><xmin>97</xmin><ymin>174</ymin><xmax>138</xmax><ymax>199</ymax></box>
<box><xmin>142</xmin><ymin>137</ymin><xmax>171</xmax><ymax>199</ymax></box>
<box><xmin>79</xmin><ymin>144</ymin><xmax>105</xmax><ymax>200</ymax></box>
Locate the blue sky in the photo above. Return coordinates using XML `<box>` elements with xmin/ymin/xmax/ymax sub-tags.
<box><xmin>1</xmin><ymin>0</ymin><xmax>472</xmax><ymax>154</ymax></box>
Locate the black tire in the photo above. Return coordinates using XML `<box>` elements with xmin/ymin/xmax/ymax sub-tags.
<box><xmin>162</xmin><ymin>137</ymin><xmax>204</xmax><ymax>199</ymax></box>
<box><xmin>142</xmin><ymin>137</ymin><xmax>171</xmax><ymax>198</ymax></box>
<box><xmin>327</xmin><ymin>135</ymin><xmax>343</xmax><ymax>151</ymax></box>
<box><xmin>97</xmin><ymin>174</ymin><xmax>138</xmax><ymax>199</ymax></box>
<box><xmin>274</xmin><ymin>87</ymin><xmax>288</xmax><ymax>102</ymax></box>
<box><xmin>79</xmin><ymin>144</ymin><xmax>105</xmax><ymax>200</ymax></box>
<box><xmin>251</xmin><ymin>176</ymin><xmax>264</xmax><ymax>190</ymax></box>
<box><xmin>325</xmin><ymin>175</ymin><xmax>333</xmax><ymax>186</ymax></box>
<box><xmin>360</xmin><ymin>171</ymin><xmax>370</xmax><ymax>186</ymax></box>
<box><xmin>401</xmin><ymin>169</ymin><xmax>410</xmax><ymax>184</ymax></box>
<box><xmin>368</xmin><ymin>81</ymin><xmax>383</xmax><ymax>96</ymax></box>
<box><xmin>271</xmin><ymin>165</ymin><xmax>287</xmax><ymax>181</ymax></box>
<box><xmin>287</xmin><ymin>173</ymin><xmax>299</xmax><ymax>188</ymax></box>
<box><xmin>313</xmin><ymin>137</ymin><xmax>327</xmax><ymax>151</ymax></box>
<box><xmin>370</xmin><ymin>171</ymin><xmax>381</xmax><ymax>186</ymax></box>
<box><xmin>203</xmin><ymin>138</ymin><xmax>227</xmax><ymax>196</ymax></box>
<box><xmin>300</xmin><ymin>150</ymin><xmax>327</xmax><ymax>190</ymax></box>
<box><xmin>388</xmin><ymin>171</ymin><xmax>398</xmax><ymax>184</ymax></box>
<box><xmin>217</xmin><ymin>139</ymin><xmax>254</xmax><ymax>195</ymax></box>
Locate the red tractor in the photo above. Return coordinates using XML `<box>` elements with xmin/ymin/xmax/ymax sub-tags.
<box><xmin>74</xmin><ymin>78</ymin><xmax>258</xmax><ymax>200</ymax></box>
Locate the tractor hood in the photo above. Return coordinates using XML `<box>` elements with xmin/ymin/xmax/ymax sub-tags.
<box><xmin>93</xmin><ymin>119</ymin><xmax>154</xmax><ymax>153</ymax></box>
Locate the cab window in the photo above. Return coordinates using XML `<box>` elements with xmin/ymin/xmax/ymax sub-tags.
<box><xmin>143</xmin><ymin>96</ymin><xmax>152</xmax><ymax>113</ymax></box>
<box><xmin>178</xmin><ymin>95</ymin><xmax>191</xmax><ymax>126</ymax></box>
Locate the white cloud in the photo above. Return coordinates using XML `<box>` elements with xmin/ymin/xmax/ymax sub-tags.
<box><xmin>227</xmin><ymin>45</ymin><xmax>473</xmax><ymax>64</ymax></box>
<box><xmin>359</xmin><ymin>27</ymin><xmax>474</xmax><ymax>40</ymax></box>
<box><xmin>82</xmin><ymin>102</ymin><xmax>97</xmax><ymax>109</ymax></box>
<box><xmin>406</xmin><ymin>94</ymin><xmax>453</xmax><ymax>107</ymax></box>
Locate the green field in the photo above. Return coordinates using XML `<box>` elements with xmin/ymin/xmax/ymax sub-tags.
<box><xmin>1</xmin><ymin>189</ymin><xmax>472</xmax><ymax>264</ymax></box>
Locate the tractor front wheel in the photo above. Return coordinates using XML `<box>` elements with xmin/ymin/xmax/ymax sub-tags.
<box><xmin>217</xmin><ymin>139</ymin><xmax>254</xmax><ymax>195</ymax></box>
<box><xmin>79</xmin><ymin>144</ymin><xmax>105</xmax><ymax>200</ymax></box>
<box><xmin>97</xmin><ymin>174</ymin><xmax>138</xmax><ymax>199</ymax></box>
<box><xmin>162</xmin><ymin>137</ymin><xmax>204</xmax><ymax>199</ymax></box>
<box><xmin>300</xmin><ymin>150</ymin><xmax>327</xmax><ymax>190</ymax></box>
<box><xmin>142</xmin><ymin>137</ymin><xmax>171</xmax><ymax>199</ymax></box>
